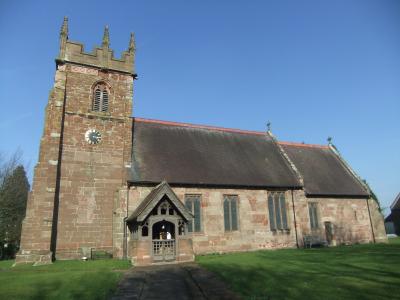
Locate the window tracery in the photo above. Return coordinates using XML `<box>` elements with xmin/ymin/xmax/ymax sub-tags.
<box><xmin>92</xmin><ymin>82</ymin><xmax>109</xmax><ymax>112</ymax></box>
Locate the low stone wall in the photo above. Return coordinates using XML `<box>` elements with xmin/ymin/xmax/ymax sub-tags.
<box><xmin>176</xmin><ymin>238</ymin><xmax>195</xmax><ymax>262</ymax></box>
<box><xmin>129</xmin><ymin>240</ymin><xmax>152</xmax><ymax>266</ymax></box>
<box><xmin>15</xmin><ymin>250</ymin><xmax>52</xmax><ymax>265</ymax></box>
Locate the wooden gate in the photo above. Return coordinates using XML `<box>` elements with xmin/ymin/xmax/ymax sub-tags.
<box><xmin>152</xmin><ymin>239</ymin><xmax>176</xmax><ymax>262</ymax></box>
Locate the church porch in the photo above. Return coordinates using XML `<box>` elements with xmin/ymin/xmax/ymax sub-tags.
<box><xmin>127</xmin><ymin>182</ymin><xmax>194</xmax><ymax>266</ymax></box>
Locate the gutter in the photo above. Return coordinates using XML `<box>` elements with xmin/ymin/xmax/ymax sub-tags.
<box><xmin>123</xmin><ymin>216</ymin><xmax>128</xmax><ymax>259</ymax></box>
<box><xmin>291</xmin><ymin>189</ymin><xmax>299</xmax><ymax>248</ymax></box>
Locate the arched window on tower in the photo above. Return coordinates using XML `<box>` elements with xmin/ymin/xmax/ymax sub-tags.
<box><xmin>92</xmin><ymin>83</ymin><xmax>109</xmax><ymax>112</ymax></box>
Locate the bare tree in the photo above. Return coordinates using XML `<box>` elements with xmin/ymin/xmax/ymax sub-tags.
<box><xmin>0</xmin><ymin>149</ymin><xmax>23</xmax><ymax>186</ymax></box>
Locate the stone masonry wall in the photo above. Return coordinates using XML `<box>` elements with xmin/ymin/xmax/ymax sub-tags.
<box><xmin>16</xmin><ymin>66</ymin><xmax>67</xmax><ymax>264</ymax></box>
<box><xmin>292</xmin><ymin>190</ymin><xmax>378</xmax><ymax>246</ymax></box>
<box><xmin>55</xmin><ymin>63</ymin><xmax>133</xmax><ymax>259</ymax></box>
<box><xmin>128</xmin><ymin>186</ymin><xmax>298</xmax><ymax>255</ymax></box>
<box><xmin>127</xmin><ymin>186</ymin><xmax>384</xmax><ymax>259</ymax></box>
<box><xmin>368</xmin><ymin>199</ymin><xmax>387</xmax><ymax>243</ymax></box>
<box><xmin>113</xmin><ymin>187</ymin><xmax>129</xmax><ymax>258</ymax></box>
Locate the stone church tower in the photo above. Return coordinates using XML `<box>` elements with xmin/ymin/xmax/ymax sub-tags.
<box><xmin>16</xmin><ymin>18</ymin><xmax>136</xmax><ymax>263</ymax></box>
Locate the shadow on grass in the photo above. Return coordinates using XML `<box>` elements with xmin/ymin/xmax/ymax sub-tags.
<box><xmin>197</xmin><ymin>244</ymin><xmax>400</xmax><ymax>300</ymax></box>
<box><xmin>31</xmin><ymin>280</ymin><xmax>62</xmax><ymax>300</ymax></box>
<box><xmin>27</xmin><ymin>271</ymin><xmax>122</xmax><ymax>300</ymax></box>
<box><xmin>0</xmin><ymin>260</ymin><xmax>129</xmax><ymax>300</ymax></box>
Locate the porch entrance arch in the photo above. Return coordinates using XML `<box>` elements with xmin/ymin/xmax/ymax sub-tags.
<box><xmin>152</xmin><ymin>220</ymin><xmax>175</xmax><ymax>240</ymax></box>
<box><xmin>152</xmin><ymin>220</ymin><xmax>176</xmax><ymax>262</ymax></box>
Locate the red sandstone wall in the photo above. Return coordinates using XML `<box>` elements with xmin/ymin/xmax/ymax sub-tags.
<box><xmin>128</xmin><ymin>186</ymin><xmax>297</xmax><ymax>255</ymax></box>
<box><xmin>292</xmin><ymin>190</ymin><xmax>378</xmax><ymax>246</ymax></box>
<box><xmin>17</xmin><ymin>68</ymin><xmax>68</xmax><ymax>263</ymax></box>
<box><xmin>55</xmin><ymin>64</ymin><xmax>133</xmax><ymax>259</ymax></box>
<box><xmin>127</xmin><ymin>186</ymin><xmax>383</xmax><ymax>258</ymax></box>
<box><xmin>368</xmin><ymin>199</ymin><xmax>387</xmax><ymax>243</ymax></box>
<box><xmin>18</xmin><ymin>61</ymin><xmax>133</xmax><ymax>263</ymax></box>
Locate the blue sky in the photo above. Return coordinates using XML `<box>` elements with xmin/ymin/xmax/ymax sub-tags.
<box><xmin>0</xmin><ymin>0</ymin><xmax>399</xmax><ymax>214</ymax></box>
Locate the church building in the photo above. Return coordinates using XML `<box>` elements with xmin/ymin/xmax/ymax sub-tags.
<box><xmin>16</xmin><ymin>19</ymin><xmax>386</xmax><ymax>265</ymax></box>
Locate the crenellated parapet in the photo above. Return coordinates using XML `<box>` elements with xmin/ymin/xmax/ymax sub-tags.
<box><xmin>56</xmin><ymin>17</ymin><xmax>136</xmax><ymax>76</ymax></box>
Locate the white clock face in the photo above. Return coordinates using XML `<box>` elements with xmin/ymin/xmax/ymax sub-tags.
<box><xmin>85</xmin><ymin>129</ymin><xmax>102</xmax><ymax>145</ymax></box>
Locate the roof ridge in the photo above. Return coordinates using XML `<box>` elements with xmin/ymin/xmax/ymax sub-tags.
<box><xmin>134</xmin><ymin>117</ymin><xmax>266</xmax><ymax>136</ymax></box>
<box><xmin>279</xmin><ymin>141</ymin><xmax>329</xmax><ymax>149</ymax></box>
<box><xmin>134</xmin><ymin>117</ymin><xmax>330</xmax><ymax>149</ymax></box>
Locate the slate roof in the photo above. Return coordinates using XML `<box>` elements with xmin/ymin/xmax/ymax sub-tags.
<box><xmin>281</xmin><ymin>143</ymin><xmax>369</xmax><ymax>197</ymax></box>
<box><xmin>128</xmin><ymin>182</ymin><xmax>165</xmax><ymax>222</ymax></box>
<box><xmin>385</xmin><ymin>213</ymin><xmax>393</xmax><ymax>222</ymax></box>
<box><xmin>390</xmin><ymin>192</ymin><xmax>400</xmax><ymax>210</ymax></box>
<box><xmin>129</xmin><ymin>118</ymin><xmax>369</xmax><ymax>197</ymax></box>
<box><xmin>130</xmin><ymin>118</ymin><xmax>300</xmax><ymax>188</ymax></box>
<box><xmin>127</xmin><ymin>181</ymin><xmax>193</xmax><ymax>223</ymax></box>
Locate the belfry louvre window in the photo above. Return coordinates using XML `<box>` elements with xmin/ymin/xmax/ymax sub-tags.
<box><xmin>223</xmin><ymin>195</ymin><xmax>239</xmax><ymax>231</ymax></box>
<box><xmin>309</xmin><ymin>202</ymin><xmax>319</xmax><ymax>229</ymax></box>
<box><xmin>268</xmin><ymin>192</ymin><xmax>289</xmax><ymax>230</ymax></box>
<box><xmin>185</xmin><ymin>195</ymin><xmax>202</xmax><ymax>232</ymax></box>
<box><xmin>92</xmin><ymin>84</ymin><xmax>109</xmax><ymax>112</ymax></box>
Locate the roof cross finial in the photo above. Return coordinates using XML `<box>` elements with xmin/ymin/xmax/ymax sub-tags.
<box><xmin>128</xmin><ymin>33</ymin><xmax>136</xmax><ymax>53</ymax></box>
<box><xmin>102</xmin><ymin>25</ymin><xmax>110</xmax><ymax>48</ymax></box>
<box><xmin>267</xmin><ymin>121</ymin><xmax>271</xmax><ymax>133</ymax></box>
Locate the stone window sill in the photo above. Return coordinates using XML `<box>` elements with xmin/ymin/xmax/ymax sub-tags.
<box><xmin>189</xmin><ymin>231</ymin><xmax>205</xmax><ymax>236</ymax></box>
<box><xmin>89</xmin><ymin>110</ymin><xmax>111</xmax><ymax>117</ymax></box>
<box><xmin>271</xmin><ymin>229</ymin><xmax>291</xmax><ymax>235</ymax></box>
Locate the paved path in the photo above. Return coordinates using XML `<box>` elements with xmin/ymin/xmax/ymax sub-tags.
<box><xmin>111</xmin><ymin>263</ymin><xmax>241</xmax><ymax>300</ymax></box>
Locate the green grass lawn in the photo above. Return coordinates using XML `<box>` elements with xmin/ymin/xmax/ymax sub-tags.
<box><xmin>197</xmin><ymin>237</ymin><xmax>400</xmax><ymax>300</ymax></box>
<box><xmin>0</xmin><ymin>259</ymin><xmax>131</xmax><ymax>300</ymax></box>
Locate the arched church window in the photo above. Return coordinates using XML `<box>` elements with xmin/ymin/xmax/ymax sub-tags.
<box><xmin>92</xmin><ymin>83</ymin><xmax>109</xmax><ymax>112</ymax></box>
<box><xmin>178</xmin><ymin>220</ymin><xmax>185</xmax><ymax>236</ymax></box>
<box><xmin>141</xmin><ymin>221</ymin><xmax>149</xmax><ymax>237</ymax></box>
<box><xmin>160</xmin><ymin>201</ymin><xmax>169</xmax><ymax>215</ymax></box>
<box><xmin>169</xmin><ymin>207</ymin><xmax>174</xmax><ymax>215</ymax></box>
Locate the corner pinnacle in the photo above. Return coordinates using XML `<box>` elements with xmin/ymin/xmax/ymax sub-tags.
<box><xmin>60</xmin><ymin>16</ymin><xmax>68</xmax><ymax>39</ymax></box>
<box><xmin>102</xmin><ymin>25</ymin><xmax>110</xmax><ymax>48</ymax></box>
<box><xmin>128</xmin><ymin>33</ymin><xmax>136</xmax><ymax>53</ymax></box>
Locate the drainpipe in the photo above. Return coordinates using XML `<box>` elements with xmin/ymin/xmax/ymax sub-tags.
<box><xmin>291</xmin><ymin>189</ymin><xmax>299</xmax><ymax>248</ymax></box>
<box><xmin>123</xmin><ymin>217</ymin><xmax>128</xmax><ymax>259</ymax></box>
<box><xmin>366</xmin><ymin>198</ymin><xmax>376</xmax><ymax>244</ymax></box>
<box><xmin>123</xmin><ymin>185</ymin><xmax>130</xmax><ymax>259</ymax></box>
